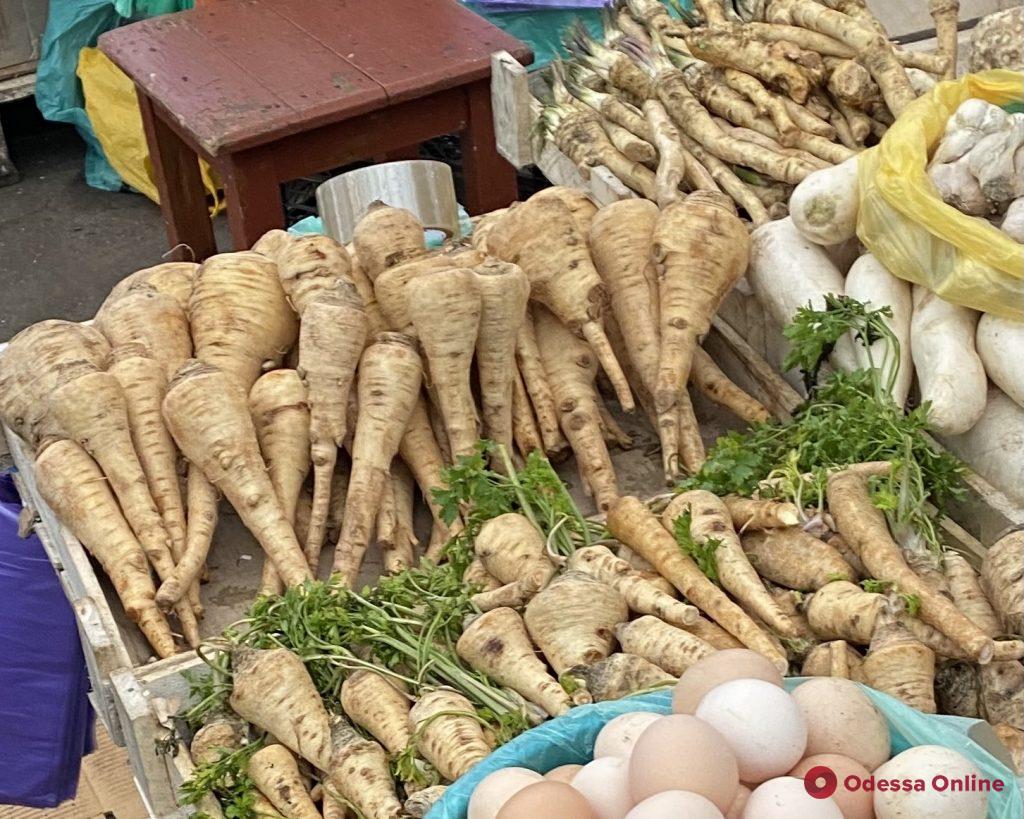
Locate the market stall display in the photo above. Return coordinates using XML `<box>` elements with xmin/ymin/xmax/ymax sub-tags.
<box><xmin>8</xmin><ymin>165</ymin><xmax>1023</xmax><ymax>814</ymax></box>
<box><xmin>4</xmin><ymin>1</ymin><xmax>1024</xmax><ymax>815</ymax></box>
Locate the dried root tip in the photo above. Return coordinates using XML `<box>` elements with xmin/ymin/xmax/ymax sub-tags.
<box><xmin>404</xmin><ymin>786</ymin><xmax>448</xmax><ymax>818</ymax></box>
<box><xmin>566</xmin><ymin>653</ymin><xmax>677</xmax><ymax>701</ymax></box>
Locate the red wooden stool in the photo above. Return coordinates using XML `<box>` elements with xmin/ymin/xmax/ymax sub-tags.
<box><xmin>99</xmin><ymin>0</ymin><xmax>531</xmax><ymax>260</ymax></box>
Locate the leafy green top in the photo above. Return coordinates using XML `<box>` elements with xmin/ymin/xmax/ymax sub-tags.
<box><xmin>673</xmin><ymin>510</ymin><xmax>721</xmax><ymax>584</ymax></box>
<box><xmin>434</xmin><ymin>441</ymin><xmax>600</xmax><ymax>556</ymax></box>
<box><xmin>681</xmin><ymin>296</ymin><xmax>964</xmax><ymax>552</ymax></box>
<box><xmin>179</xmin><ymin>741</ymin><xmax>262</xmax><ymax>819</ymax></box>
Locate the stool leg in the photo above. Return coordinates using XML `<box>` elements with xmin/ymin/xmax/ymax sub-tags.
<box><xmin>217</xmin><ymin>148</ymin><xmax>284</xmax><ymax>250</ymax></box>
<box><xmin>461</xmin><ymin>79</ymin><xmax>518</xmax><ymax>215</ymax></box>
<box><xmin>137</xmin><ymin>92</ymin><xmax>217</xmax><ymax>261</ymax></box>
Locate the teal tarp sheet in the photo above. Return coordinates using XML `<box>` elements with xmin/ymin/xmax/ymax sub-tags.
<box><xmin>34</xmin><ymin>0</ymin><xmax>194</xmax><ymax>191</ymax></box>
<box><xmin>288</xmin><ymin>205</ymin><xmax>473</xmax><ymax>246</ymax></box>
<box><xmin>427</xmin><ymin>679</ymin><xmax>1024</xmax><ymax>819</ymax></box>
<box><xmin>464</xmin><ymin>3</ymin><xmax>601</xmax><ymax>67</ymax></box>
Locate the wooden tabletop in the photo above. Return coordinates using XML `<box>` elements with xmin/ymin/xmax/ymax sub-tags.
<box><xmin>99</xmin><ymin>0</ymin><xmax>532</xmax><ymax>156</ymax></box>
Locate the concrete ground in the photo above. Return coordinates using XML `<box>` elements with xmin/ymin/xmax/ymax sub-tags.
<box><xmin>0</xmin><ymin>96</ymin><xmax>229</xmax><ymax>338</ymax></box>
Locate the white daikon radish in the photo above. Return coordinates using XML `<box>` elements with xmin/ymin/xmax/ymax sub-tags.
<box><xmin>976</xmin><ymin>313</ymin><xmax>1024</xmax><ymax>407</ymax></box>
<box><xmin>789</xmin><ymin>157</ymin><xmax>860</xmax><ymax>246</ymax></box>
<box><xmin>748</xmin><ymin>218</ymin><xmax>857</xmax><ymax>374</ymax></box>
<box><xmin>941</xmin><ymin>387</ymin><xmax>1024</xmax><ymax>504</ymax></box>
<box><xmin>910</xmin><ymin>287</ymin><xmax>987</xmax><ymax>435</ymax></box>
<box><xmin>844</xmin><ymin>255</ymin><xmax>913</xmax><ymax>408</ymax></box>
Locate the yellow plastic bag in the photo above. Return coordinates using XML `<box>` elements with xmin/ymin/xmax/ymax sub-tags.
<box><xmin>857</xmin><ymin>70</ymin><xmax>1024</xmax><ymax>320</ymax></box>
<box><xmin>76</xmin><ymin>47</ymin><xmax>223</xmax><ymax>214</ymax></box>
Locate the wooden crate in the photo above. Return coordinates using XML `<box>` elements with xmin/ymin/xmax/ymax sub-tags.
<box><xmin>490</xmin><ymin>51</ymin><xmax>638</xmax><ymax>206</ymax></box>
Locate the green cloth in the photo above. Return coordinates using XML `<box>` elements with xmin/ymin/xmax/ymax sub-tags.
<box><xmin>464</xmin><ymin>4</ymin><xmax>602</xmax><ymax>67</ymax></box>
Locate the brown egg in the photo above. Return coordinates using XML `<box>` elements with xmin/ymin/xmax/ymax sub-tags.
<box><xmin>544</xmin><ymin>764</ymin><xmax>583</xmax><ymax>784</ymax></box>
<box><xmin>672</xmin><ymin>649</ymin><xmax>784</xmax><ymax>714</ymax></box>
<box><xmin>628</xmin><ymin>714</ymin><xmax>739</xmax><ymax>812</ymax></box>
<box><xmin>496</xmin><ymin>780</ymin><xmax>598</xmax><ymax>819</ymax></box>
<box><xmin>790</xmin><ymin>679</ymin><xmax>890</xmax><ymax>771</ymax></box>
<box><xmin>791</xmin><ymin>754</ymin><xmax>875</xmax><ymax>819</ymax></box>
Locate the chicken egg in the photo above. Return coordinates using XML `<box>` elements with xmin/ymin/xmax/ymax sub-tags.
<box><xmin>469</xmin><ymin>768</ymin><xmax>544</xmax><ymax>819</ymax></box>
<box><xmin>743</xmin><ymin>776</ymin><xmax>843</xmax><ymax>818</ymax></box>
<box><xmin>791</xmin><ymin>679</ymin><xmax>890</xmax><ymax>771</ymax></box>
<box><xmin>790</xmin><ymin>754</ymin><xmax>875</xmax><ymax>819</ymax></box>
<box><xmin>628</xmin><ymin>714</ymin><xmax>739</xmax><ymax>812</ymax></box>
<box><xmin>594</xmin><ymin>712</ymin><xmax>662</xmax><ymax>759</ymax></box>
<box><xmin>496</xmin><ymin>780</ymin><xmax>598</xmax><ymax>819</ymax></box>
<box><xmin>572</xmin><ymin>756</ymin><xmax>634</xmax><ymax>819</ymax></box>
<box><xmin>544</xmin><ymin>764</ymin><xmax>582</xmax><ymax>783</ymax></box>
<box><xmin>695</xmin><ymin>679</ymin><xmax>807</xmax><ymax>784</ymax></box>
<box><xmin>625</xmin><ymin>790</ymin><xmax>725</xmax><ymax>818</ymax></box>
<box><xmin>873</xmin><ymin>745</ymin><xmax>987</xmax><ymax>819</ymax></box>
<box><xmin>673</xmin><ymin>649</ymin><xmax>784</xmax><ymax>714</ymax></box>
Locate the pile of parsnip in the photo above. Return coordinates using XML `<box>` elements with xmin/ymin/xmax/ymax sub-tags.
<box><xmin>533</xmin><ymin>0</ymin><xmax>955</xmax><ymax>223</ymax></box>
<box><xmin>0</xmin><ymin>181</ymin><xmax>767</xmax><ymax>659</ymax></box>
<box><xmin>174</xmin><ymin>465</ymin><xmax>1023</xmax><ymax>819</ymax></box>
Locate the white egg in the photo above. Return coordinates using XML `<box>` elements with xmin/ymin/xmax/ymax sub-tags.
<box><xmin>743</xmin><ymin>777</ymin><xmax>843</xmax><ymax>818</ymax></box>
<box><xmin>695</xmin><ymin>679</ymin><xmax>807</xmax><ymax>783</ymax></box>
<box><xmin>572</xmin><ymin>756</ymin><xmax>634</xmax><ymax>819</ymax></box>
<box><xmin>469</xmin><ymin>767</ymin><xmax>544</xmax><ymax>819</ymax></box>
<box><xmin>594</xmin><ymin>712</ymin><xmax>662</xmax><ymax>759</ymax></box>
<box><xmin>873</xmin><ymin>745</ymin><xmax>988</xmax><ymax>819</ymax></box>
<box><xmin>625</xmin><ymin>790</ymin><xmax>725</xmax><ymax>818</ymax></box>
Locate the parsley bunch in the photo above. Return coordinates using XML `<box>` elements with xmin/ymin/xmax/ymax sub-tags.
<box><xmin>433</xmin><ymin>441</ymin><xmax>602</xmax><ymax>557</ymax></box>
<box><xmin>178</xmin><ymin>444</ymin><xmax>601</xmax><ymax>810</ymax></box>
<box><xmin>179</xmin><ymin>740</ymin><xmax>262</xmax><ymax>819</ymax></box>
<box><xmin>682</xmin><ymin>296</ymin><xmax>965</xmax><ymax>551</ymax></box>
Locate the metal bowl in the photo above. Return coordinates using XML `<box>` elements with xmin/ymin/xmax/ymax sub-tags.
<box><xmin>315</xmin><ymin>160</ymin><xmax>460</xmax><ymax>244</ymax></box>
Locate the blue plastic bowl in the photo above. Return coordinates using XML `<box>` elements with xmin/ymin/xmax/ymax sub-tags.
<box><xmin>427</xmin><ymin>678</ymin><xmax>1022</xmax><ymax>818</ymax></box>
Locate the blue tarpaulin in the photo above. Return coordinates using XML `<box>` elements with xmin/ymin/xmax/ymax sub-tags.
<box><xmin>428</xmin><ymin>682</ymin><xmax>1024</xmax><ymax>819</ymax></box>
<box><xmin>0</xmin><ymin>472</ymin><xmax>94</xmax><ymax>807</ymax></box>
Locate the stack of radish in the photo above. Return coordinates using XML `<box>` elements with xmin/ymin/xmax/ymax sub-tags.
<box><xmin>747</xmin><ymin>99</ymin><xmax>1024</xmax><ymax>507</ymax></box>
<box><xmin>469</xmin><ymin>651</ymin><xmax>993</xmax><ymax>819</ymax></box>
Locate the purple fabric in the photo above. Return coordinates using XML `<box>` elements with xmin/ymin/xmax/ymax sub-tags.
<box><xmin>0</xmin><ymin>470</ymin><xmax>94</xmax><ymax>808</ymax></box>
